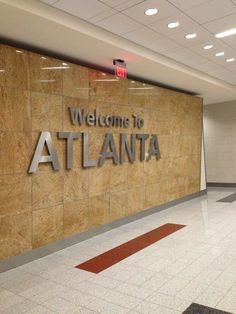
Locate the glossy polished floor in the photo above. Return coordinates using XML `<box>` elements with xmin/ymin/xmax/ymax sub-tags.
<box><xmin>1</xmin><ymin>188</ymin><xmax>236</xmax><ymax>314</ymax></box>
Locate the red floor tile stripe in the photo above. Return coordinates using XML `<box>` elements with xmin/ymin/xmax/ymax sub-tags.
<box><xmin>75</xmin><ymin>223</ymin><xmax>186</xmax><ymax>274</ymax></box>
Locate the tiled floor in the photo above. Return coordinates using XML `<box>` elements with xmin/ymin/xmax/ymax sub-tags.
<box><xmin>1</xmin><ymin>188</ymin><xmax>236</xmax><ymax>313</ymax></box>
<box><xmin>218</xmin><ymin>192</ymin><xmax>236</xmax><ymax>203</ymax></box>
<box><xmin>77</xmin><ymin>223</ymin><xmax>186</xmax><ymax>273</ymax></box>
<box><xmin>183</xmin><ymin>303</ymin><xmax>232</xmax><ymax>313</ymax></box>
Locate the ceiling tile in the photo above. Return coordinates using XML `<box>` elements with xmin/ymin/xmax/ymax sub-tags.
<box><xmin>53</xmin><ymin>0</ymin><xmax>110</xmax><ymax>20</ymax></box>
<box><xmin>115</xmin><ymin>0</ymin><xmax>148</xmax><ymax>11</ymax></box>
<box><xmin>186</xmin><ymin>0</ymin><xmax>236</xmax><ymax>24</ymax></box>
<box><xmin>40</xmin><ymin>0</ymin><xmax>58</xmax><ymax>4</ymax></box>
<box><xmin>224</xmin><ymin>61</ymin><xmax>236</xmax><ymax>73</ymax></box>
<box><xmin>206</xmin><ymin>67</ymin><xmax>236</xmax><ymax>84</ymax></box>
<box><xmin>211</xmin><ymin>52</ymin><xmax>235</xmax><ymax>67</ymax></box>
<box><xmin>123</xmin><ymin>27</ymin><xmax>180</xmax><ymax>52</ymax></box>
<box><xmin>166</xmin><ymin>26</ymin><xmax>212</xmax><ymax>48</ymax></box>
<box><xmin>210</xmin><ymin>15</ymin><xmax>236</xmax><ymax>49</ymax></box>
<box><xmin>122</xmin><ymin>0</ymin><xmax>180</xmax><ymax>25</ymax></box>
<box><xmin>167</xmin><ymin>0</ymin><xmax>211</xmax><ymax>10</ymax></box>
<box><xmin>191</xmin><ymin>60</ymin><xmax>219</xmax><ymax>72</ymax></box>
<box><xmin>204</xmin><ymin>64</ymin><xmax>227</xmax><ymax>75</ymax></box>
<box><xmin>232</xmin><ymin>0</ymin><xmax>236</xmax><ymax>4</ymax></box>
<box><xmin>189</xmin><ymin>39</ymin><xmax>236</xmax><ymax>59</ymax></box>
<box><xmin>88</xmin><ymin>9</ymin><xmax>117</xmax><ymax>23</ymax></box>
<box><xmin>95</xmin><ymin>13</ymin><xmax>141</xmax><ymax>35</ymax></box>
<box><xmin>189</xmin><ymin>39</ymin><xmax>220</xmax><ymax>56</ymax></box>
<box><xmin>99</xmin><ymin>0</ymin><xmax>129</xmax><ymax>6</ymax></box>
<box><xmin>222</xmin><ymin>36</ymin><xmax>236</xmax><ymax>50</ymax></box>
<box><xmin>165</xmin><ymin>48</ymin><xmax>208</xmax><ymax>67</ymax></box>
<box><xmin>203</xmin><ymin>13</ymin><xmax>236</xmax><ymax>37</ymax></box>
<box><xmin>100</xmin><ymin>0</ymin><xmax>143</xmax><ymax>10</ymax></box>
<box><xmin>148</xmin><ymin>11</ymin><xmax>198</xmax><ymax>36</ymax></box>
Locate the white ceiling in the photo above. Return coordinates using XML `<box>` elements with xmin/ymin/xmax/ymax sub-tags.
<box><xmin>0</xmin><ymin>0</ymin><xmax>236</xmax><ymax>104</ymax></box>
<box><xmin>41</xmin><ymin>0</ymin><xmax>236</xmax><ymax>86</ymax></box>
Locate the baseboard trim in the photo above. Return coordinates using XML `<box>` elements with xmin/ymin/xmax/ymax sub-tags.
<box><xmin>0</xmin><ymin>189</ymin><xmax>207</xmax><ymax>273</ymax></box>
<box><xmin>207</xmin><ymin>182</ymin><xmax>236</xmax><ymax>188</ymax></box>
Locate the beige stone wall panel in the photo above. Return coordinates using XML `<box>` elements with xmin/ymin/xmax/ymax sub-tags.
<box><xmin>31</xmin><ymin>92</ymin><xmax>63</xmax><ymax>132</ymax></box>
<box><xmin>29</xmin><ymin>52</ymin><xmax>63</xmax><ymax>95</ymax></box>
<box><xmin>0</xmin><ymin>87</ymin><xmax>31</xmax><ymax>131</ymax></box>
<box><xmin>32</xmin><ymin>172</ymin><xmax>64</xmax><ymax>210</ymax></box>
<box><xmin>0</xmin><ymin>44</ymin><xmax>203</xmax><ymax>260</ymax></box>
<box><xmin>63</xmin><ymin>63</ymin><xmax>89</xmax><ymax>100</ymax></box>
<box><xmin>0</xmin><ymin>45</ymin><xmax>30</xmax><ymax>90</ymax></box>
<box><xmin>89</xmin><ymin>194</ymin><xmax>110</xmax><ymax>227</ymax></box>
<box><xmin>33</xmin><ymin>205</ymin><xmax>63</xmax><ymax>248</ymax></box>
<box><xmin>63</xmin><ymin>199</ymin><xmax>90</xmax><ymax>237</ymax></box>
<box><xmin>0</xmin><ymin>175</ymin><xmax>31</xmax><ymax>217</ymax></box>
<box><xmin>110</xmin><ymin>190</ymin><xmax>128</xmax><ymax>221</ymax></box>
<box><xmin>0</xmin><ymin>211</ymin><xmax>32</xmax><ymax>259</ymax></box>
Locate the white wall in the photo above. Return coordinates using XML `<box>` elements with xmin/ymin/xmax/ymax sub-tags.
<box><xmin>200</xmin><ymin>134</ymin><xmax>206</xmax><ymax>190</ymax></box>
<box><xmin>204</xmin><ymin>100</ymin><xmax>236</xmax><ymax>183</ymax></box>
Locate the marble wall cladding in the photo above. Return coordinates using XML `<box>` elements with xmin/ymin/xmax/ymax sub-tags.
<box><xmin>32</xmin><ymin>172</ymin><xmax>64</xmax><ymax>210</ymax></box>
<box><xmin>29</xmin><ymin>52</ymin><xmax>63</xmax><ymax>95</ymax></box>
<box><xmin>0</xmin><ymin>44</ymin><xmax>202</xmax><ymax>260</ymax></box>
<box><xmin>0</xmin><ymin>212</ymin><xmax>32</xmax><ymax>260</ymax></box>
<box><xmin>0</xmin><ymin>87</ymin><xmax>31</xmax><ymax>132</ymax></box>
<box><xmin>64</xmin><ymin>167</ymin><xmax>89</xmax><ymax>202</ymax></box>
<box><xmin>63</xmin><ymin>199</ymin><xmax>90</xmax><ymax>237</ymax></box>
<box><xmin>110</xmin><ymin>190</ymin><xmax>128</xmax><ymax>221</ymax></box>
<box><xmin>0</xmin><ymin>175</ymin><xmax>31</xmax><ymax>217</ymax></box>
<box><xmin>88</xmin><ymin>194</ymin><xmax>110</xmax><ymax>227</ymax></box>
<box><xmin>31</xmin><ymin>92</ymin><xmax>63</xmax><ymax>132</ymax></box>
<box><xmin>0</xmin><ymin>45</ymin><xmax>30</xmax><ymax>90</ymax></box>
<box><xmin>33</xmin><ymin>205</ymin><xmax>63</xmax><ymax>248</ymax></box>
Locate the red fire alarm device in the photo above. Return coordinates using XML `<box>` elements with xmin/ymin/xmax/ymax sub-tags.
<box><xmin>113</xmin><ymin>59</ymin><xmax>127</xmax><ymax>79</ymax></box>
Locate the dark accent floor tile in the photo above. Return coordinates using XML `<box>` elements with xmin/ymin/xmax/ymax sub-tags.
<box><xmin>75</xmin><ymin>223</ymin><xmax>185</xmax><ymax>273</ymax></box>
<box><xmin>182</xmin><ymin>303</ymin><xmax>233</xmax><ymax>314</ymax></box>
<box><xmin>217</xmin><ymin>192</ymin><xmax>236</xmax><ymax>203</ymax></box>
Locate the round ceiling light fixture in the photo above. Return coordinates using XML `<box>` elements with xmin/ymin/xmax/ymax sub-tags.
<box><xmin>145</xmin><ymin>8</ymin><xmax>158</xmax><ymax>16</ymax></box>
<box><xmin>226</xmin><ymin>58</ymin><xmax>235</xmax><ymax>62</ymax></box>
<box><xmin>215</xmin><ymin>52</ymin><xmax>225</xmax><ymax>57</ymax></box>
<box><xmin>203</xmin><ymin>44</ymin><xmax>213</xmax><ymax>50</ymax></box>
<box><xmin>168</xmin><ymin>21</ymin><xmax>179</xmax><ymax>29</ymax></box>
<box><xmin>185</xmin><ymin>33</ymin><xmax>197</xmax><ymax>39</ymax></box>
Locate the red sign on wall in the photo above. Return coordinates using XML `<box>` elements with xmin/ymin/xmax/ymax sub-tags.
<box><xmin>114</xmin><ymin>59</ymin><xmax>127</xmax><ymax>79</ymax></box>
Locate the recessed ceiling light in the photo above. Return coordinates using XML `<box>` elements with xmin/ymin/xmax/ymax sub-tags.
<box><xmin>131</xmin><ymin>81</ymin><xmax>135</xmax><ymax>83</ymax></box>
<box><xmin>203</xmin><ymin>44</ymin><xmax>213</xmax><ymax>50</ymax></box>
<box><xmin>38</xmin><ymin>80</ymin><xmax>56</xmax><ymax>83</ymax></box>
<box><xmin>226</xmin><ymin>58</ymin><xmax>235</xmax><ymax>62</ymax></box>
<box><xmin>215</xmin><ymin>52</ymin><xmax>224</xmax><ymax>57</ymax></box>
<box><xmin>185</xmin><ymin>33</ymin><xmax>197</xmax><ymax>39</ymax></box>
<box><xmin>76</xmin><ymin>87</ymin><xmax>92</xmax><ymax>90</ymax></box>
<box><xmin>95</xmin><ymin>79</ymin><xmax>119</xmax><ymax>82</ymax></box>
<box><xmin>128</xmin><ymin>87</ymin><xmax>153</xmax><ymax>90</ymax></box>
<box><xmin>62</xmin><ymin>62</ymin><xmax>68</xmax><ymax>66</ymax></box>
<box><xmin>16</xmin><ymin>50</ymin><xmax>23</xmax><ymax>53</ymax></box>
<box><xmin>145</xmin><ymin>8</ymin><xmax>158</xmax><ymax>16</ymax></box>
<box><xmin>41</xmin><ymin>66</ymin><xmax>70</xmax><ymax>70</ymax></box>
<box><xmin>0</xmin><ymin>69</ymin><xmax>5</xmax><ymax>73</ymax></box>
<box><xmin>215</xmin><ymin>28</ymin><xmax>236</xmax><ymax>38</ymax></box>
<box><xmin>41</xmin><ymin>56</ymin><xmax>47</xmax><ymax>60</ymax></box>
<box><xmin>102</xmin><ymin>73</ymin><xmax>106</xmax><ymax>76</ymax></box>
<box><xmin>168</xmin><ymin>21</ymin><xmax>179</xmax><ymax>29</ymax></box>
